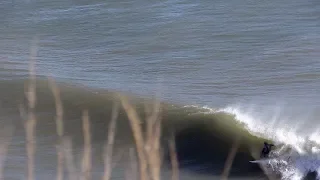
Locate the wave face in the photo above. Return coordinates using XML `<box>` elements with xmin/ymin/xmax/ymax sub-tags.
<box><xmin>1</xmin><ymin>79</ymin><xmax>320</xmax><ymax>179</ymax></box>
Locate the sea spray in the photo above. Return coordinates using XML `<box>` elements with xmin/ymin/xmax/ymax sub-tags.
<box><xmin>219</xmin><ymin>105</ymin><xmax>320</xmax><ymax>179</ymax></box>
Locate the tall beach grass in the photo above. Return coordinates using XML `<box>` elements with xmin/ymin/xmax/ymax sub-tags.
<box><xmin>0</xmin><ymin>44</ymin><xmax>244</xmax><ymax>180</ymax></box>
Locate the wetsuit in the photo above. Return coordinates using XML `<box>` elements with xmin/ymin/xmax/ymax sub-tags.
<box><xmin>260</xmin><ymin>142</ymin><xmax>275</xmax><ymax>158</ymax></box>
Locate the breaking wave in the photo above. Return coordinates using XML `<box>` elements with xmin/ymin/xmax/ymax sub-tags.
<box><xmin>218</xmin><ymin>105</ymin><xmax>320</xmax><ymax>179</ymax></box>
<box><xmin>1</xmin><ymin>79</ymin><xmax>320</xmax><ymax>179</ymax></box>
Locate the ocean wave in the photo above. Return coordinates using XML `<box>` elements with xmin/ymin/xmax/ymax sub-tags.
<box><xmin>1</xmin><ymin>79</ymin><xmax>320</xmax><ymax>179</ymax></box>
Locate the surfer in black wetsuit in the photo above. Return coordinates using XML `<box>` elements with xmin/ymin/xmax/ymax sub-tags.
<box><xmin>260</xmin><ymin>142</ymin><xmax>275</xmax><ymax>158</ymax></box>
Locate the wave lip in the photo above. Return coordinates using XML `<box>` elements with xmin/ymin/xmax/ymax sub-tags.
<box><xmin>214</xmin><ymin>105</ymin><xmax>320</xmax><ymax>179</ymax></box>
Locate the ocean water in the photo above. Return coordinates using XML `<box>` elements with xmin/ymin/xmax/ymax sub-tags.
<box><xmin>1</xmin><ymin>0</ymin><xmax>320</xmax><ymax>179</ymax></box>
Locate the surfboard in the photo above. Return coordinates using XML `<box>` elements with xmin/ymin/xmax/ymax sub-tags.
<box><xmin>249</xmin><ymin>157</ymin><xmax>276</xmax><ymax>163</ymax></box>
<box><xmin>250</xmin><ymin>153</ymin><xmax>293</xmax><ymax>163</ymax></box>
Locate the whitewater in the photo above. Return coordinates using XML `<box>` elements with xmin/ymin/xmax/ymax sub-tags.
<box><xmin>212</xmin><ymin>104</ymin><xmax>320</xmax><ymax>180</ymax></box>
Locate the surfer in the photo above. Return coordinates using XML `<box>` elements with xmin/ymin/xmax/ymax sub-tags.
<box><xmin>260</xmin><ymin>142</ymin><xmax>275</xmax><ymax>158</ymax></box>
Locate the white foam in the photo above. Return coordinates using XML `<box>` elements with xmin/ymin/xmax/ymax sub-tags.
<box><xmin>220</xmin><ymin>105</ymin><xmax>320</xmax><ymax>151</ymax></box>
<box><xmin>199</xmin><ymin>104</ymin><xmax>320</xmax><ymax>179</ymax></box>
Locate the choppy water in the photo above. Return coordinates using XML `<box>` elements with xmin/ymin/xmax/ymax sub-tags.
<box><xmin>1</xmin><ymin>0</ymin><xmax>320</xmax><ymax>179</ymax></box>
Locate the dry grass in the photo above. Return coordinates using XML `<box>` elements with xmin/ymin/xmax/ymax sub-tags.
<box><xmin>118</xmin><ymin>95</ymin><xmax>148</xmax><ymax>180</ymax></box>
<box><xmin>21</xmin><ymin>40</ymin><xmax>38</xmax><ymax>180</ymax></box>
<box><xmin>15</xmin><ymin>76</ymin><xmax>241</xmax><ymax>180</ymax></box>
<box><xmin>168</xmin><ymin>133</ymin><xmax>179</xmax><ymax>180</ymax></box>
<box><xmin>0</xmin><ymin>45</ymin><xmax>249</xmax><ymax>180</ymax></box>
<box><xmin>48</xmin><ymin>77</ymin><xmax>64</xmax><ymax>180</ymax></box>
<box><xmin>81</xmin><ymin>110</ymin><xmax>92</xmax><ymax>180</ymax></box>
<box><xmin>103</xmin><ymin>101</ymin><xmax>119</xmax><ymax>180</ymax></box>
<box><xmin>221</xmin><ymin>136</ymin><xmax>241</xmax><ymax>180</ymax></box>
